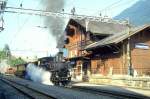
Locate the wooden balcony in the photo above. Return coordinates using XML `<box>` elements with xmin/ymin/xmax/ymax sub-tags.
<box><xmin>66</xmin><ymin>40</ymin><xmax>93</xmax><ymax>50</ymax></box>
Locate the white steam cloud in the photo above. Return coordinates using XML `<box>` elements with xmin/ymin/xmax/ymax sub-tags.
<box><xmin>26</xmin><ymin>63</ymin><xmax>53</xmax><ymax>85</ymax></box>
<box><xmin>0</xmin><ymin>60</ymin><xmax>10</xmax><ymax>74</ymax></box>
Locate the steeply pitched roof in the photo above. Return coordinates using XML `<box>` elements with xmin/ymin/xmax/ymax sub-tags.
<box><xmin>66</xmin><ymin>19</ymin><xmax>128</xmax><ymax>35</ymax></box>
<box><xmin>67</xmin><ymin>19</ymin><xmax>86</xmax><ymax>29</ymax></box>
<box><xmin>85</xmin><ymin>24</ymin><xmax>150</xmax><ymax>50</ymax></box>
<box><xmin>87</xmin><ymin>21</ymin><xmax>127</xmax><ymax>34</ymax></box>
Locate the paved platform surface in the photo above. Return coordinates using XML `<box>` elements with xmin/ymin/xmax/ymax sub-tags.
<box><xmin>73</xmin><ymin>82</ymin><xmax>150</xmax><ymax>97</ymax></box>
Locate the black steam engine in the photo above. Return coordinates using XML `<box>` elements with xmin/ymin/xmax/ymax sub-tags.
<box><xmin>38</xmin><ymin>52</ymin><xmax>71</xmax><ymax>86</ymax></box>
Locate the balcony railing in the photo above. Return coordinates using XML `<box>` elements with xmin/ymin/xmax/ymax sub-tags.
<box><xmin>66</xmin><ymin>40</ymin><xmax>93</xmax><ymax>50</ymax></box>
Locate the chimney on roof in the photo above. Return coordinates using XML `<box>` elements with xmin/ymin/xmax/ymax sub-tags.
<box><xmin>85</xmin><ymin>20</ymin><xmax>89</xmax><ymax>32</ymax></box>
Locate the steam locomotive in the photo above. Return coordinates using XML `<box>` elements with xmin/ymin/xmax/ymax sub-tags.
<box><xmin>38</xmin><ymin>52</ymin><xmax>71</xmax><ymax>86</ymax></box>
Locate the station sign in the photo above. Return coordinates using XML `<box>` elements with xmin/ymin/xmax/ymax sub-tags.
<box><xmin>135</xmin><ymin>43</ymin><xmax>149</xmax><ymax>49</ymax></box>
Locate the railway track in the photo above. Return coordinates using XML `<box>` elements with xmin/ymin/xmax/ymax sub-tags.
<box><xmin>0</xmin><ymin>77</ymin><xmax>56</xmax><ymax>99</ymax></box>
<box><xmin>1</xmin><ymin>75</ymin><xmax>149</xmax><ymax>99</ymax></box>
<box><xmin>70</xmin><ymin>86</ymin><xmax>150</xmax><ymax>99</ymax></box>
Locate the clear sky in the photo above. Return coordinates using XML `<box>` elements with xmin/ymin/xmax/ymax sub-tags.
<box><xmin>0</xmin><ymin>0</ymin><xmax>139</xmax><ymax>58</ymax></box>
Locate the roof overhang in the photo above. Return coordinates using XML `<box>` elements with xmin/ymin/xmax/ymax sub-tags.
<box><xmin>85</xmin><ymin>24</ymin><xmax>150</xmax><ymax>50</ymax></box>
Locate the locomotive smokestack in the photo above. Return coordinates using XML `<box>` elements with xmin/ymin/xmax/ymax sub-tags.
<box><xmin>58</xmin><ymin>51</ymin><xmax>63</xmax><ymax>62</ymax></box>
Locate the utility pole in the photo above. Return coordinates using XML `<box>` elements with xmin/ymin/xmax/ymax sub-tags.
<box><xmin>0</xmin><ymin>0</ymin><xmax>6</xmax><ymax>32</ymax></box>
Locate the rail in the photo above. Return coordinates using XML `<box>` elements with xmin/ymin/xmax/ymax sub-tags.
<box><xmin>0</xmin><ymin>77</ymin><xmax>56</xmax><ymax>99</ymax></box>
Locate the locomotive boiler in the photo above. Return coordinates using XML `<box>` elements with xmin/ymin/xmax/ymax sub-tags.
<box><xmin>38</xmin><ymin>52</ymin><xmax>71</xmax><ymax>86</ymax></box>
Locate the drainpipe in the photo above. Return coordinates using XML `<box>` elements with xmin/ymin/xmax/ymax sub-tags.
<box><xmin>80</xmin><ymin>25</ymin><xmax>83</xmax><ymax>81</ymax></box>
<box><xmin>127</xmin><ymin>20</ymin><xmax>132</xmax><ymax>76</ymax></box>
<box><xmin>127</xmin><ymin>38</ymin><xmax>132</xmax><ymax>76</ymax></box>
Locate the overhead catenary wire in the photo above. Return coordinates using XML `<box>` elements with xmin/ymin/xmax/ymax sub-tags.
<box><xmin>4</xmin><ymin>0</ymin><xmax>132</xmax><ymax>27</ymax></box>
<box><xmin>4</xmin><ymin>0</ymin><xmax>138</xmax><ymax>27</ymax></box>
<box><xmin>4</xmin><ymin>0</ymin><xmax>133</xmax><ymax>56</ymax></box>
<box><xmin>108</xmin><ymin>0</ymin><xmax>138</xmax><ymax>10</ymax></box>
<box><xmin>94</xmin><ymin>0</ymin><xmax>137</xmax><ymax>17</ymax></box>
<box><xmin>9</xmin><ymin>0</ymin><xmax>43</xmax><ymax>46</ymax></box>
<box><xmin>65</xmin><ymin>0</ymin><xmax>123</xmax><ymax>17</ymax></box>
<box><xmin>100</xmin><ymin>0</ymin><xmax>123</xmax><ymax>12</ymax></box>
<box><xmin>5</xmin><ymin>0</ymin><xmax>129</xmax><ymax>55</ymax></box>
<box><xmin>4</xmin><ymin>6</ymin><xmax>128</xmax><ymax>24</ymax></box>
<box><xmin>10</xmin><ymin>49</ymin><xmax>50</xmax><ymax>53</ymax></box>
<box><xmin>98</xmin><ymin>0</ymin><xmax>124</xmax><ymax>17</ymax></box>
<box><xmin>19</xmin><ymin>0</ymin><xmax>24</xmax><ymax>7</ymax></box>
<box><xmin>64</xmin><ymin>0</ymin><xmax>124</xmax><ymax>17</ymax></box>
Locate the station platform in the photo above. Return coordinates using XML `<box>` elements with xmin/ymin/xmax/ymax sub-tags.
<box><xmin>73</xmin><ymin>82</ymin><xmax>150</xmax><ymax>97</ymax></box>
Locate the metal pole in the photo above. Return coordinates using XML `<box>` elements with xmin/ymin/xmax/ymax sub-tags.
<box><xmin>127</xmin><ymin>19</ymin><xmax>132</xmax><ymax>76</ymax></box>
<box><xmin>80</xmin><ymin>26</ymin><xmax>83</xmax><ymax>81</ymax></box>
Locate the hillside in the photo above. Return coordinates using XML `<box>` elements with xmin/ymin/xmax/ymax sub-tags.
<box><xmin>114</xmin><ymin>0</ymin><xmax>150</xmax><ymax>26</ymax></box>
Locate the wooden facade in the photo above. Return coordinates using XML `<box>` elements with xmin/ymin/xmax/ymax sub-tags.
<box><xmin>86</xmin><ymin>25</ymin><xmax>150</xmax><ymax>77</ymax></box>
<box><xmin>64</xmin><ymin>19</ymin><xmax>127</xmax><ymax>81</ymax></box>
<box><xmin>64</xmin><ymin>19</ymin><xmax>92</xmax><ymax>81</ymax></box>
<box><xmin>130</xmin><ymin>27</ymin><xmax>150</xmax><ymax>76</ymax></box>
<box><xmin>91</xmin><ymin>48</ymin><xmax>123</xmax><ymax>76</ymax></box>
<box><xmin>63</xmin><ymin>19</ymin><xmax>150</xmax><ymax>80</ymax></box>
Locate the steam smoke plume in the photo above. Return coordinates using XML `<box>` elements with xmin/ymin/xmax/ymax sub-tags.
<box><xmin>0</xmin><ymin>60</ymin><xmax>10</xmax><ymax>74</ymax></box>
<box><xmin>43</xmin><ymin>0</ymin><xmax>66</xmax><ymax>48</ymax></box>
<box><xmin>26</xmin><ymin>63</ymin><xmax>53</xmax><ymax>85</ymax></box>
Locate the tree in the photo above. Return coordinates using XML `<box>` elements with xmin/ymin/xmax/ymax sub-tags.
<box><xmin>0</xmin><ymin>50</ymin><xmax>6</xmax><ymax>62</ymax></box>
<box><xmin>9</xmin><ymin>57</ymin><xmax>26</xmax><ymax>66</ymax></box>
<box><xmin>0</xmin><ymin>45</ymin><xmax>26</xmax><ymax>66</ymax></box>
<box><xmin>3</xmin><ymin>44</ymin><xmax>11</xmax><ymax>58</ymax></box>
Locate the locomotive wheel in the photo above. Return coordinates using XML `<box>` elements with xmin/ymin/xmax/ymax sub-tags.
<box><xmin>54</xmin><ymin>81</ymin><xmax>59</xmax><ymax>86</ymax></box>
<box><xmin>61</xmin><ymin>81</ymin><xmax>66</xmax><ymax>86</ymax></box>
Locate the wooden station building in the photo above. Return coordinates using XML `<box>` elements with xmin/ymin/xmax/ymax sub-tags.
<box><xmin>85</xmin><ymin>24</ymin><xmax>150</xmax><ymax>77</ymax></box>
<box><xmin>63</xmin><ymin>19</ymin><xmax>128</xmax><ymax>81</ymax></box>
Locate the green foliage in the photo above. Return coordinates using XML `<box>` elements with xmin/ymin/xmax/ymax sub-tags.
<box><xmin>0</xmin><ymin>44</ymin><xmax>11</xmax><ymax>59</ymax></box>
<box><xmin>9</xmin><ymin>57</ymin><xmax>26</xmax><ymax>66</ymax></box>
<box><xmin>0</xmin><ymin>44</ymin><xmax>26</xmax><ymax>66</ymax></box>
<box><xmin>0</xmin><ymin>50</ymin><xmax>7</xmax><ymax>59</ymax></box>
